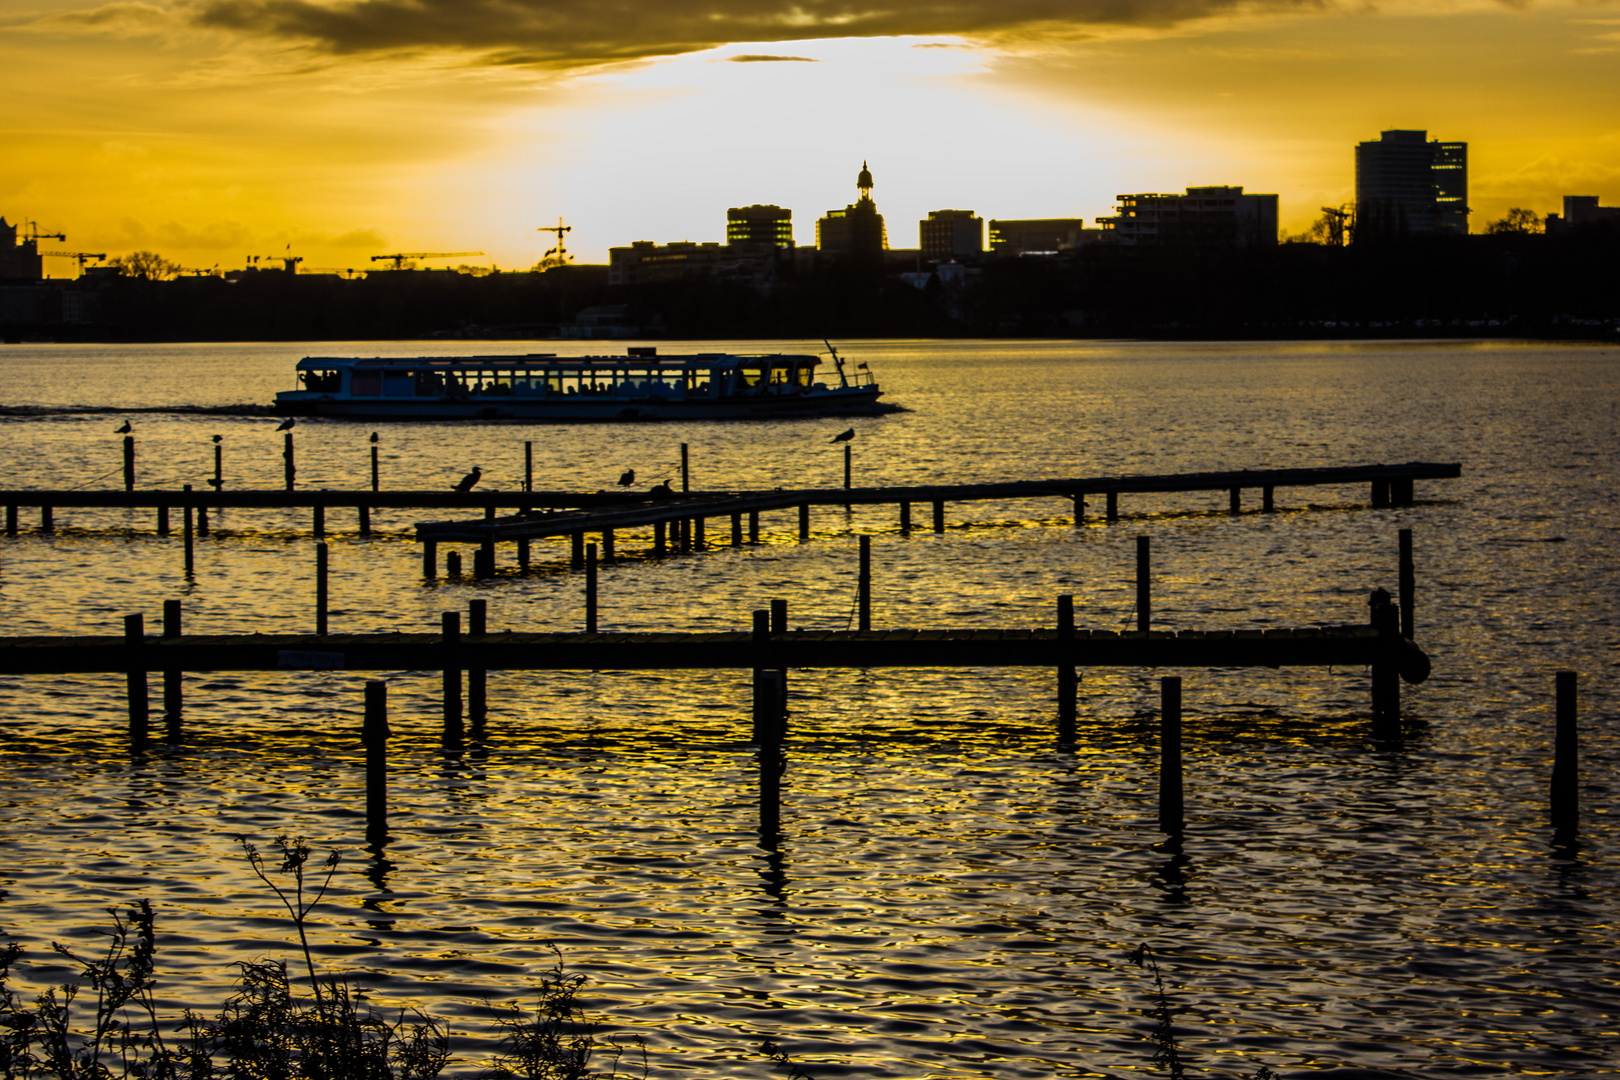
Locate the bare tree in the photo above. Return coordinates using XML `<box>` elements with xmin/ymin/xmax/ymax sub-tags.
<box><xmin>111</xmin><ymin>250</ymin><xmax>183</xmax><ymax>280</ymax></box>
<box><xmin>1486</xmin><ymin>208</ymin><xmax>1543</xmax><ymax>235</ymax></box>
<box><xmin>1306</xmin><ymin>203</ymin><xmax>1356</xmax><ymax>247</ymax></box>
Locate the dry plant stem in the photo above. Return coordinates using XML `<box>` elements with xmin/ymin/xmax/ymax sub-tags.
<box><xmin>235</xmin><ymin>834</ymin><xmax>341</xmax><ymax>1010</ymax></box>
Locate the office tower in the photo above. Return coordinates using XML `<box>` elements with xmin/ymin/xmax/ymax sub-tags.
<box><xmin>727</xmin><ymin>205</ymin><xmax>795</xmax><ymax>248</ymax></box>
<box><xmin>920</xmin><ymin>210</ymin><xmax>983</xmax><ymax>259</ymax></box>
<box><xmin>816</xmin><ymin>162</ymin><xmax>888</xmax><ymax>255</ymax></box>
<box><xmin>1355</xmin><ymin>130</ymin><xmax>1469</xmax><ymax>240</ymax></box>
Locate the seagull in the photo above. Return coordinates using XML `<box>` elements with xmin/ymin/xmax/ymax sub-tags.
<box><xmin>275</xmin><ymin>417</ymin><xmax>296</xmax><ymax>432</ymax></box>
<box><xmin>648</xmin><ymin>479</ymin><xmax>673</xmax><ymax>497</ymax></box>
<box><xmin>114</xmin><ymin>420</ymin><xmax>132</xmax><ymax>434</ymax></box>
<box><xmin>618</xmin><ymin>468</ymin><xmax>636</xmax><ymax>486</ymax></box>
<box><xmin>370</xmin><ymin>431</ymin><xmax>379</xmax><ymax>443</ymax></box>
<box><xmin>212</xmin><ymin>434</ymin><xmax>222</xmax><ymax>443</ymax></box>
<box><xmin>454</xmin><ymin>466</ymin><xmax>482</xmax><ymax>492</ymax></box>
<box><xmin>830</xmin><ymin>427</ymin><xmax>855</xmax><ymax>443</ymax></box>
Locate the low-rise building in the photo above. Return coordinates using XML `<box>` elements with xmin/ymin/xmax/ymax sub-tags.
<box><xmin>920</xmin><ymin>210</ymin><xmax>983</xmax><ymax>259</ymax></box>
<box><xmin>1096</xmin><ymin>186</ymin><xmax>1278</xmax><ymax>247</ymax></box>
<box><xmin>727</xmin><ymin>205</ymin><xmax>795</xmax><ymax>248</ymax></box>
<box><xmin>1545</xmin><ymin>196</ymin><xmax>1620</xmax><ymax>233</ymax></box>
<box><xmin>987</xmin><ymin>218</ymin><xmax>1107</xmax><ymax>256</ymax></box>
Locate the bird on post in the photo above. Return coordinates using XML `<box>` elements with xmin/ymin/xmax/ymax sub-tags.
<box><xmin>831</xmin><ymin>427</ymin><xmax>855</xmax><ymax>443</ymax></box>
<box><xmin>618</xmin><ymin>468</ymin><xmax>635</xmax><ymax>486</ymax></box>
<box><xmin>370</xmin><ymin>431</ymin><xmax>379</xmax><ymax>443</ymax></box>
<box><xmin>455</xmin><ymin>466</ymin><xmax>482</xmax><ymax>492</ymax></box>
<box><xmin>648</xmin><ymin>479</ymin><xmax>673</xmax><ymax>497</ymax></box>
<box><xmin>275</xmin><ymin>417</ymin><xmax>296</xmax><ymax>432</ymax></box>
<box><xmin>115</xmin><ymin>420</ymin><xmax>132</xmax><ymax>434</ymax></box>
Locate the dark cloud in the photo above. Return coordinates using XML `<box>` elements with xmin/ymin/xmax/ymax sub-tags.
<box><xmin>186</xmin><ymin>0</ymin><xmax>1312</xmax><ymax>67</ymax></box>
<box><xmin>728</xmin><ymin>53</ymin><xmax>819</xmax><ymax>62</ymax></box>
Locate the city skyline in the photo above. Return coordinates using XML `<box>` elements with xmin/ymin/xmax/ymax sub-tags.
<box><xmin>4</xmin><ymin>0</ymin><xmax>1617</xmax><ymax>273</ymax></box>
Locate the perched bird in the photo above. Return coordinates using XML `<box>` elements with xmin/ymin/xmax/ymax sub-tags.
<box><xmin>648</xmin><ymin>479</ymin><xmax>673</xmax><ymax>497</ymax></box>
<box><xmin>370</xmin><ymin>431</ymin><xmax>379</xmax><ymax>443</ymax></box>
<box><xmin>830</xmin><ymin>427</ymin><xmax>855</xmax><ymax>443</ymax></box>
<box><xmin>454</xmin><ymin>466</ymin><xmax>483</xmax><ymax>492</ymax></box>
<box><xmin>618</xmin><ymin>468</ymin><xmax>636</xmax><ymax>486</ymax></box>
<box><xmin>212</xmin><ymin>434</ymin><xmax>222</xmax><ymax>444</ymax></box>
<box><xmin>275</xmin><ymin>417</ymin><xmax>296</xmax><ymax>432</ymax></box>
<box><xmin>114</xmin><ymin>420</ymin><xmax>132</xmax><ymax>434</ymax></box>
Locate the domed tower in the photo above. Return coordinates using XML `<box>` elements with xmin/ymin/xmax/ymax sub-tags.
<box><xmin>857</xmin><ymin>161</ymin><xmax>874</xmax><ymax>203</ymax></box>
<box><xmin>816</xmin><ymin>161</ymin><xmax>888</xmax><ymax>255</ymax></box>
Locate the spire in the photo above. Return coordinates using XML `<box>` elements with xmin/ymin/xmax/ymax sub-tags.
<box><xmin>857</xmin><ymin>160</ymin><xmax>873</xmax><ymax>199</ymax></box>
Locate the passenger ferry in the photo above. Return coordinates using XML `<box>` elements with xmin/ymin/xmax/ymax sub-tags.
<box><xmin>273</xmin><ymin>346</ymin><xmax>894</xmax><ymax>421</ymax></box>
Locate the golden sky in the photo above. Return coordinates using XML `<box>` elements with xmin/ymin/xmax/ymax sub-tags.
<box><xmin>4</xmin><ymin>0</ymin><xmax>1617</xmax><ymax>273</ymax></box>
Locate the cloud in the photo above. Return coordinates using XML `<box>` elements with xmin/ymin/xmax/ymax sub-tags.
<box><xmin>184</xmin><ymin>0</ymin><xmax>1337</xmax><ymax>68</ymax></box>
<box><xmin>727</xmin><ymin>53</ymin><xmax>819</xmax><ymax>62</ymax></box>
<box><xmin>29</xmin><ymin>1</ymin><xmax>177</xmax><ymax>35</ymax></box>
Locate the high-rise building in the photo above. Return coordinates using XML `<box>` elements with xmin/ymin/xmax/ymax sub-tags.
<box><xmin>0</xmin><ymin>218</ymin><xmax>44</xmax><ymax>281</ymax></box>
<box><xmin>727</xmin><ymin>205</ymin><xmax>795</xmax><ymax>248</ymax></box>
<box><xmin>1095</xmin><ymin>187</ymin><xmax>1278</xmax><ymax>247</ymax></box>
<box><xmin>919</xmin><ymin>210</ymin><xmax>983</xmax><ymax>259</ymax></box>
<box><xmin>816</xmin><ymin>162</ymin><xmax>887</xmax><ymax>255</ymax></box>
<box><xmin>1355</xmin><ymin>130</ymin><xmax>1469</xmax><ymax>240</ymax></box>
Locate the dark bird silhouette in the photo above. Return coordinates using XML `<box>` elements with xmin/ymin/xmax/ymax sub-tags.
<box><xmin>114</xmin><ymin>420</ymin><xmax>132</xmax><ymax>434</ymax></box>
<box><xmin>618</xmin><ymin>468</ymin><xmax>635</xmax><ymax>486</ymax></box>
<box><xmin>454</xmin><ymin>466</ymin><xmax>482</xmax><ymax>492</ymax></box>
<box><xmin>212</xmin><ymin>434</ymin><xmax>222</xmax><ymax>443</ymax></box>
<box><xmin>275</xmin><ymin>417</ymin><xmax>295</xmax><ymax>432</ymax></box>
<box><xmin>648</xmin><ymin>479</ymin><xmax>673</xmax><ymax>497</ymax></box>
<box><xmin>831</xmin><ymin>427</ymin><xmax>855</xmax><ymax>443</ymax></box>
<box><xmin>370</xmin><ymin>431</ymin><xmax>379</xmax><ymax>443</ymax></box>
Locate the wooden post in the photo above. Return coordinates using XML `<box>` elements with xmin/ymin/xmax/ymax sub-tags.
<box><xmin>1057</xmin><ymin>594</ymin><xmax>1076</xmax><ymax>745</ymax></box>
<box><xmin>602</xmin><ymin>529</ymin><xmax>615</xmax><ymax>560</ymax></box>
<box><xmin>446</xmin><ymin>550</ymin><xmax>462</xmax><ymax>576</ymax></box>
<box><xmin>1159</xmin><ymin>676</ymin><xmax>1183</xmax><ymax>834</ymax></box>
<box><xmin>731</xmin><ymin>513</ymin><xmax>742</xmax><ymax>546</ymax></box>
<box><xmin>313</xmin><ymin>504</ymin><xmax>325</xmax><ymax>538</ymax></box>
<box><xmin>358</xmin><ymin>505</ymin><xmax>371</xmax><ymax>536</ymax></box>
<box><xmin>679</xmin><ymin>518</ymin><xmax>692</xmax><ymax>553</ymax></box>
<box><xmin>479</xmin><ymin>538</ymin><xmax>495</xmax><ymax>577</ymax></box>
<box><xmin>694</xmin><ymin>516</ymin><xmax>705</xmax><ymax>548</ymax></box>
<box><xmin>1229</xmin><ymin>487</ymin><xmax>1241</xmax><ymax>515</ymax></box>
<box><xmin>1393</xmin><ymin>477</ymin><xmax>1414</xmax><ymax>505</ymax></box>
<box><xmin>1106</xmin><ymin>491</ymin><xmax>1119</xmax><ymax>521</ymax></box>
<box><xmin>283</xmin><ymin>432</ymin><xmax>296</xmax><ymax>491</ymax></box>
<box><xmin>654</xmin><ymin>520</ymin><xmax>666</xmax><ymax>555</ymax></box>
<box><xmin>756</xmin><ymin>667</ymin><xmax>784</xmax><ymax>836</ymax></box>
<box><xmin>371</xmin><ymin>440</ymin><xmax>380</xmax><ymax>493</ymax></box>
<box><xmin>1551</xmin><ymin>670</ymin><xmax>1579</xmax><ymax>834</ymax></box>
<box><xmin>1371</xmin><ymin>479</ymin><xmax>1390</xmax><ymax>508</ymax></box>
<box><xmin>315</xmin><ymin>542</ymin><xmax>329</xmax><ymax>635</ymax></box>
<box><xmin>467</xmin><ymin>599</ymin><xmax>487</xmax><ymax>731</ymax></box>
<box><xmin>182</xmin><ymin>485</ymin><xmax>194</xmax><ymax>578</ymax></box>
<box><xmin>1398</xmin><ymin>528</ymin><xmax>1415</xmax><ymax>639</ymax></box>
<box><xmin>1262</xmin><ymin>485</ymin><xmax>1275</xmax><ymax>513</ymax></box>
<box><xmin>1072</xmin><ymin>495</ymin><xmax>1085</xmax><ymax>526</ymax></box>
<box><xmin>214</xmin><ymin>440</ymin><xmax>224</xmax><ymax>497</ymax></box>
<box><xmin>681</xmin><ymin>442</ymin><xmax>690</xmax><ymax>493</ymax></box>
<box><xmin>423</xmin><ymin>540</ymin><xmax>438</xmax><ymax>580</ymax></box>
<box><xmin>749</xmin><ymin>511</ymin><xmax>759</xmax><ymax>543</ymax></box>
<box><xmin>858</xmin><ymin>535</ymin><xmax>871</xmax><ymax>631</ymax></box>
<box><xmin>364</xmin><ymin>681</ymin><xmax>390</xmax><ymax>840</ymax></box>
<box><xmin>524</xmin><ymin>441</ymin><xmax>533</xmax><ymax>493</ymax></box>
<box><xmin>900</xmin><ymin>501</ymin><xmax>911</xmax><ymax>535</ymax></box>
<box><xmin>162</xmin><ymin>599</ymin><xmax>182</xmax><ymax>737</ymax></box>
<box><xmin>518</xmin><ymin>538</ymin><xmax>531</xmax><ymax>569</ymax></box>
<box><xmin>844</xmin><ymin>443</ymin><xmax>852</xmax><ymax>491</ymax></box>
<box><xmin>1370</xmin><ymin>592</ymin><xmax>1401</xmax><ymax>737</ymax></box>
<box><xmin>751</xmin><ymin>608</ymin><xmax>770</xmax><ymax>741</ymax></box>
<box><xmin>442</xmin><ymin>611</ymin><xmax>463</xmax><ymax>743</ymax></box>
<box><xmin>5</xmin><ymin>505</ymin><xmax>15</xmax><ymax>535</ymax></box>
<box><xmin>1136</xmin><ymin>535</ymin><xmax>1151</xmax><ymax>633</ymax></box>
<box><xmin>157</xmin><ymin>506</ymin><xmax>170</xmax><ymax>536</ymax></box>
<box><xmin>40</xmin><ymin>506</ymin><xmax>53</xmax><ymax>532</ymax></box>
<box><xmin>123</xmin><ymin>435</ymin><xmax>136</xmax><ymax>492</ymax></box>
<box><xmin>125</xmin><ymin>613</ymin><xmax>148</xmax><ymax>741</ymax></box>
<box><xmin>585</xmin><ymin>543</ymin><xmax>599</xmax><ymax>632</ymax></box>
<box><xmin>770</xmin><ymin>598</ymin><xmax>788</xmax><ymax>634</ymax></box>
<box><xmin>932</xmin><ymin>499</ymin><xmax>945</xmax><ymax>533</ymax></box>
<box><xmin>571</xmin><ymin>530</ymin><xmax>584</xmax><ymax>570</ymax></box>
<box><xmin>197</xmin><ymin>503</ymin><xmax>209</xmax><ymax>537</ymax></box>
<box><xmin>798</xmin><ymin>503</ymin><xmax>810</xmax><ymax>541</ymax></box>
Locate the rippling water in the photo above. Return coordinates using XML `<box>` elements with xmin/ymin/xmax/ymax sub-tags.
<box><xmin>0</xmin><ymin>339</ymin><xmax>1615</xmax><ymax>1078</ymax></box>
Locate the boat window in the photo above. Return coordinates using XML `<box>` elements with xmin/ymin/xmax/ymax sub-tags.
<box><xmin>795</xmin><ymin>365</ymin><xmax>812</xmax><ymax>387</ymax></box>
<box><xmin>352</xmin><ymin>372</ymin><xmax>382</xmax><ymax>396</ymax></box>
<box><xmin>415</xmin><ymin>370</ymin><xmax>445</xmax><ymax>396</ymax></box>
<box><xmin>299</xmin><ymin>369</ymin><xmax>340</xmax><ymax>392</ymax></box>
<box><xmin>483</xmin><ymin>373</ymin><xmax>514</xmax><ymax>396</ymax></box>
<box><xmin>383</xmin><ymin>373</ymin><xmax>413</xmax><ymax>396</ymax></box>
<box><xmin>738</xmin><ymin>366</ymin><xmax>763</xmax><ymax>388</ymax></box>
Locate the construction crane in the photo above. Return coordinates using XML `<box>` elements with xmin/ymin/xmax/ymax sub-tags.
<box><xmin>537</xmin><ymin>218</ymin><xmax>571</xmax><ymax>265</ymax></box>
<box><xmin>370</xmin><ymin>251</ymin><xmax>483</xmax><ymax>270</ymax></box>
<box><xmin>40</xmin><ymin>251</ymin><xmax>106</xmax><ymax>272</ymax></box>
<box><xmin>23</xmin><ymin>222</ymin><xmax>66</xmax><ymax>244</ymax></box>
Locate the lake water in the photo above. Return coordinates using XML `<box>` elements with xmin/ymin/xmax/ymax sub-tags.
<box><xmin>0</xmin><ymin>339</ymin><xmax>1615</xmax><ymax>1078</ymax></box>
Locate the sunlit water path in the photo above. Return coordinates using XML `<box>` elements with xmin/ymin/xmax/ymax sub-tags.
<box><xmin>0</xmin><ymin>339</ymin><xmax>1615</xmax><ymax>1077</ymax></box>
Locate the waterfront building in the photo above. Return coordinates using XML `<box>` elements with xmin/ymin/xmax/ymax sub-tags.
<box><xmin>1545</xmin><ymin>195</ymin><xmax>1620</xmax><ymax>233</ymax></box>
<box><xmin>0</xmin><ymin>217</ymin><xmax>44</xmax><ymax>281</ymax></box>
<box><xmin>816</xmin><ymin>162</ymin><xmax>888</xmax><ymax>255</ymax></box>
<box><xmin>607</xmin><ymin>239</ymin><xmax>780</xmax><ymax>290</ymax></box>
<box><xmin>726</xmin><ymin>205</ymin><xmax>795</xmax><ymax>248</ymax></box>
<box><xmin>1355</xmin><ymin>130</ymin><xmax>1469</xmax><ymax>240</ymax></box>
<box><xmin>986</xmin><ymin>218</ymin><xmax>1106</xmax><ymax>256</ymax></box>
<box><xmin>920</xmin><ymin>210</ymin><xmax>983</xmax><ymax>259</ymax></box>
<box><xmin>1095</xmin><ymin>187</ymin><xmax>1279</xmax><ymax>247</ymax></box>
